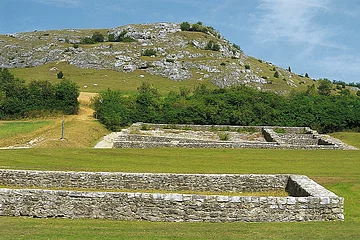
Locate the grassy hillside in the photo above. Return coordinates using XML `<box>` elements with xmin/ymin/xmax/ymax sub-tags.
<box><xmin>9</xmin><ymin>61</ymin><xmax>217</xmax><ymax>95</ymax></box>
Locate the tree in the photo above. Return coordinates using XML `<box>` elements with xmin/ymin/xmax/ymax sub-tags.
<box><xmin>54</xmin><ymin>79</ymin><xmax>80</xmax><ymax>114</ymax></box>
<box><xmin>28</xmin><ymin>80</ymin><xmax>55</xmax><ymax>110</ymax></box>
<box><xmin>135</xmin><ymin>82</ymin><xmax>161</xmax><ymax>123</ymax></box>
<box><xmin>288</xmin><ymin>66</ymin><xmax>291</xmax><ymax>72</ymax></box>
<box><xmin>305</xmin><ymin>73</ymin><xmax>310</xmax><ymax>78</ymax></box>
<box><xmin>317</xmin><ymin>78</ymin><xmax>332</xmax><ymax>96</ymax></box>
<box><xmin>92</xmin><ymin>89</ymin><xmax>133</xmax><ymax>130</ymax></box>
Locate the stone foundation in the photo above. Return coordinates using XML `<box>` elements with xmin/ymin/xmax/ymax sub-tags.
<box><xmin>112</xmin><ymin>123</ymin><xmax>345</xmax><ymax>149</ymax></box>
<box><xmin>0</xmin><ymin>170</ymin><xmax>344</xmax><ymax>222</ymax></box>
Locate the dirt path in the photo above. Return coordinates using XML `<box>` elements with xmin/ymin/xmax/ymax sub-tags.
<box><xmin>0</xmin><ymin>92</ymin><xmax>109</xmax><ymax>149</ymax></box>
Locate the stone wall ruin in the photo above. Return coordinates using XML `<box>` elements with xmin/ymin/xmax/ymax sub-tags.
<box><xmin>0</xmin><ymin>170</ymin><xmax>344</xmax><ymax>222</ymax></box>
<box><xmin>112</xmin><ymin>123</ymin><xmax>348</xmax><ymax>149</ymax></box>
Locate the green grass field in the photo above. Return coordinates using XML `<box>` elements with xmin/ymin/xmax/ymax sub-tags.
<box><xmin>0</xmin><ymin>139</ymin><xmax>359</xmax><ymax>239</ymax></box>
<box><xmin>0</xmin><ymin>121</ymin><xmax>51</xmax><ymax>139</ymax></box>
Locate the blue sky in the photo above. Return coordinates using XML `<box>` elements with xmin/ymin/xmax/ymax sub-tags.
<box><xmin>1</xmin><ymin>0</ymin><xmax>360</xmax><ymax>83</ymax></box>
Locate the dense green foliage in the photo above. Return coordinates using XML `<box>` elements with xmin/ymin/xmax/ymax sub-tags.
<box><xmin>180</xmin><ymin>21</ymin><xmax>220</xmax><ymax>38</ymax></box>
<box><xmin>317</xmin><ymin>78</ymin><xmax>332</xmax><ymax>96</ymax></box>
<box><xmin>93</xmin><ymin>82</ymin><xmax>360</xmax><ymax>133</ymax></box>
<box><xmin>0</xmin><ymin>68</ymin><xmax>80</xmax><ymax>119</ymax></box>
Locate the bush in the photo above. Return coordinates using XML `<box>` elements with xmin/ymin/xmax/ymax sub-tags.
<box><xmin>274</xmin><ymin>71</ymin><xmax>279</xmax><ymax>78</ymax></box>
<box><xmin>108</xmin><ymin>33</ymin><xmax>116</xmax><ymax>42</ymax></box>
<box><xmin>142</xmin><ymin>49</ymin><xmax>157</xmax><ymax>57</ymax></box>
<box><xmin>80</xmin><ymin>37</ymin><xmax>95</xmax><ymax>44</ymax></box>
<box><xmin>180</xmin><ymin>22</ymin><xmax>191</xmax><ymax>31</ymax></box>
<box><xmin>205</xmin><ymin>40</ymin><xmax>220</xmax><ymax>51</ymax></box>
<box><xmin>245</xmin><ymin>64</ymin><xmax>250</xmax><ymax>70</ymax></box>
<box><xmin>317</xmin><ymin>78</ymin><xmax>332</xmax><ymax>96</ymax></box>
<box><xmin>92</xmin><ymin>32</ymin><xmax>104</xmax><ymax>43</ymax></box>
<box><xmin>57</xmin><ymin>71</ymin><xmax>64</xmax><ymax>79</ymax></box>
<box><xmin>232</xmin><ymin>43</ymin><xmax>241</xmax><ymax>51</ymax></box>
<box><xmin>218</xmin><ymin>132</ymin><xmax>230</xmax><ymax>141</ymax></box>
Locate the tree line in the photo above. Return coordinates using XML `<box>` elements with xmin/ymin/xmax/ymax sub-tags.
<box><xmin>93</xmin><ymin>82</ymin><xmax>360</xmax><ymax>133</ymax></box>
<box><xmin>0</xmin><ymin>68</ymin><xmax>79</xmax><ymax>119</ymax></box>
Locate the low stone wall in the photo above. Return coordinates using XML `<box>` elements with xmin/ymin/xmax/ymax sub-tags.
<box><xmin>0</xmin><ymin>170</ymin><xmax>344</xmax><ymax>222</ymax></box>
<box><xmin>114</xmin><ymin>135</ymin><xmax>282</xmax><ymax>149</ymax></box>
<box><xmin>112</xmin><ymin>123</ymin><xmax>342</xmax><ymax>149</ymax></box>
<box><xmin>0</xmin><ymin>170</ymin><xmax>287</xmax><ymax>192</ymax></box>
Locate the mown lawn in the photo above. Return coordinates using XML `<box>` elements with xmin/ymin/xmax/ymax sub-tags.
<box><xmin>0</xmin><ymin>143</ymin><xmax>359</xmax><ymax>239</ymax></box>
<box><xmin>0</xmin><ymin>121</ymin><xmax>51</xmax><ymax>139</ymax></box>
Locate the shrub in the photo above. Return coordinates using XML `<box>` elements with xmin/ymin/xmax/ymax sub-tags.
<box><xmin>205</xmin><ymin>40</ymin><xmax>220</xmax><ymax>51</ymax></box>
<box><xmin>142</xmin><ymin>49</ymin><xmax>157</xmax><ymax>57</ymax></box>
<box><xmin>244</xmin><ymin>64</ymin><xmax>250</xmax><ymax>70</ymax></box>
<box><xmin>92</xmin><ymin>32</ymin><xmax>104</xmax><ymax>43</ymax></box>
<box><xmin>274</xmin><ymin>71</ymin><xmax>279</xmax><ymax>78</ymax></box>
<box><xmin>80</xmin><ymin>37</ymin><xmax>95</xmax><ymax>44</ymax></box>
<box><xmin>305</xmin><ymin>73</ymin><xmax>310</xmax><ymax>78</ymax></box>
<box><xmin>232</xmin><ymin>43</ymin><xmax>241</xmax><ymax>51</ymax></box>
<box><xmin>72</xmin><ymin>44</ymin><xmax>79</xmax><ymax>49</ymax></box>
<box><xmin>317</xmin><ymin>78</ymin><xmax>332</xmax><ymax>96</ymax></box>
<box><xmin>218</xmin><ymin>132</ymin><xmax>230</xmax><ymax>141</ymax></box>
<box><xmin>108</xmin><ymin>33</ymin><xmax>116</xmax><ymax>42</ymax></box>
<box><xmin>57</xmin><ymin>71</ymin><xmax>64</xmax><ymax>79</ymax></box>
<box><xmin>191</xmin><ymin>22</ymin><xmax>203</xmax><ymax>32</ymax></box>
<box><xmin>180</xmin><ymin>22</ymin><xmax>191</xmax><ymax>31</ymax></box>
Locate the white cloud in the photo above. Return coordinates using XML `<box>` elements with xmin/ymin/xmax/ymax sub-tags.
<box><xmin>254</xmin><ymin>0</ymin><xmax>338</xmax><ymax>48</ymax></box>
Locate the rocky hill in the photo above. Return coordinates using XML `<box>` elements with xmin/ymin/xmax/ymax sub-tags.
<box><xmin>0</xmin><ymin>22</ymin><xmax>314</xmax><ymax>93</ymax></box>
